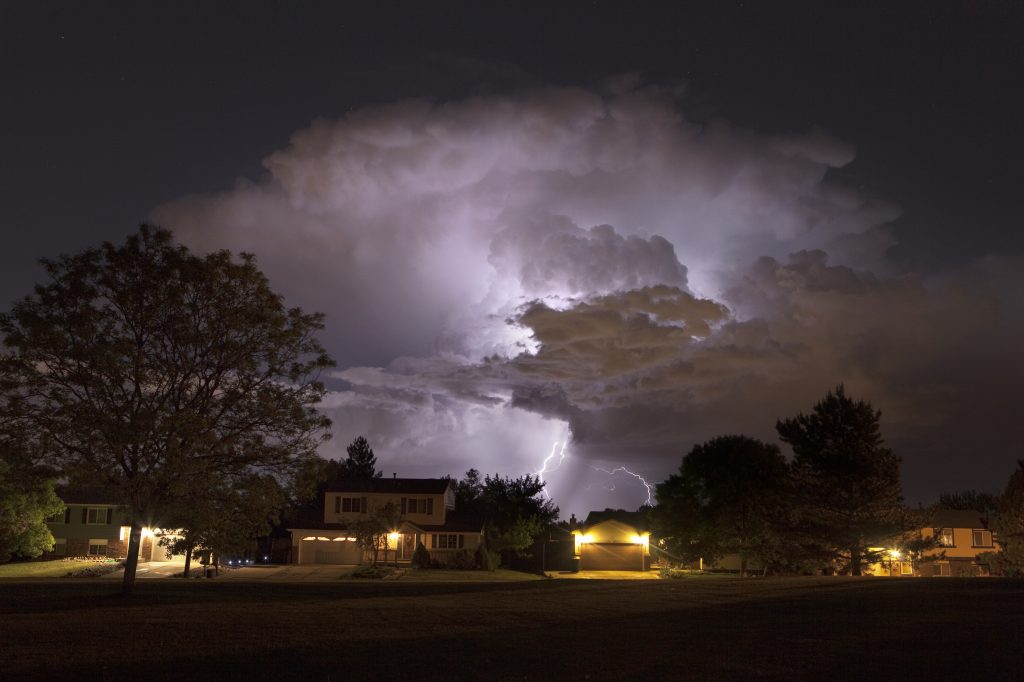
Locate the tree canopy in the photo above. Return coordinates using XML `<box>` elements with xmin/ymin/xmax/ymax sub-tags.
<box><xmin>0</xmin><ymin>226</ymin><xmax>333</xmax><ymax>592</ymax></box>
<box><xmin>777</xmin><ymin>385</ymin><xmax>905</xmax><ymax>575</ymax></box>
<box><xmin>0</xmin><ymin>456</ymin><xmax>64</xmax><ymax>563</ymax></box>
<box><xmin>654</xmin><ymin>435</ymin><xmax>788</xmax><ymax>575</ymax></box>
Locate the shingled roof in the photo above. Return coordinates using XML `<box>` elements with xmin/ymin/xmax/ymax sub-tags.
<box><xmin>581</xmin><ymin>510</ymin><xmax>651</xmax><ymax>532</ymax></box>
<box><xmin>325</xmin><ymin>477</ymin><xmax>452</xmax><ymax>495</ymax></box>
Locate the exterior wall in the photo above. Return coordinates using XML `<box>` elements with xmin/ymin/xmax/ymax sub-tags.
<box><xmin>324</xmin><ymin>492</ymin><xmax>447</xmax><ymax>526</ymax></box>
<box><xmin>45</xmin><ymin>504</ymin><xmax>129</xmax><ymax>558</ymax></box>
<box><xmin>290</xmin><ymin>528</ymin><xmax>483</xmax><ymax>565</ymax></box>
<box><xmin>920</xmin><ymin>526</ymin><xmax>995</xmax><ymax>560</ymax></box>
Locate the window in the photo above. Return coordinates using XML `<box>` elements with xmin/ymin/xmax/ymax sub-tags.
<box><xmin>404</xmin><ymin>498</ymin><xmax>434</xmax><ymax>515</ymax></box>
<box><xmin>938</xmin><ymin>562</ymin><xmax>951</xmax><ymax>577</ymax></box>
<box><xmin>432</xmin><ymin>534</ymin><xmax>464</xmax><ymax>549</ymax></box>
<box><xmin>88</xmin><ymin>539</ymin><xmax>108</xmax><ymax>556</ymax></box>
<box><xmin>46</xmin><ymin>510</ymin><xmax>65</xmax><ymax>523</ymax></box>
<box><xmin>85</xmin><ymin>507</ymin><xmax>111</xmax><ymax>525</ymax></box>
<box><xmin>938</xmin><ymin>528</ymin><xmax>954</xmax><ymax>547</ymax></box>
<box><xmin>900</xmin><ymin>561</ymin><xmax>913</xmax><ymax>576</ymax></box>
<box><xmin>973</xmin><ymin>529</ymin><xmax>993</xmax><ymax>547</ymax></box>
<box><xmin>340</xmin><ymin>497</ymin><xmax>364</xmax><ymax>513</ymax></box>
<box><xmin>52</xmin><ymin>538</ymin><xmax>66</xmax><ymax>555</ymax></box>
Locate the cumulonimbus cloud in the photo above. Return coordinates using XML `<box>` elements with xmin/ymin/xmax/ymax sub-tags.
<box><xmin>153</xmin><ymin>80</ymin><xmax>1021</xmax><ymax>512</ymax></box>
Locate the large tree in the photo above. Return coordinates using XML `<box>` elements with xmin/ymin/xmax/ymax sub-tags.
<box><xmin>478</xmin><ymin>473</ymin><xmax>558</xmax><ymax>565</ymax></box>
<box><xmin>0</xmin><ymin>457</ymin><xmax>64</xmax><ymax>563</ymax></box>
<box><xmin>0</xmin><ymin>227</ymin><xmax>333</xmax><ymax>594</ymax></box>
<box><xmin>654</xmin><ymin>435</ymin><xmax>789</xmax><ymax>575</ymax></box>
<box><xmin>777</xmin><ymin>385</ymin><xmax>905</xmax><ymax>575</ymax></box>
<box><xmin>987</xmin><ymin>460</ymin><xmax>1024</xmax><ymax>576</ymax></box>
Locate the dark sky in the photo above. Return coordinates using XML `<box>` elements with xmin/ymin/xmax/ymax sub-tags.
<box><xmin>2</xmin><ymin>1</ymin><xmax>1022</xmax><ymax>513</ymax></box>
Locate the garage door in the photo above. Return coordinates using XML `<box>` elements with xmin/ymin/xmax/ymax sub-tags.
<box><xmin>300</xmin><ymin>539</ymin><xmax>363</xmax><ymax>564</ymax></box>
<box><xmin>580</xmin><ymin>543</ymin><xmax>643</xmax><ymax>571</ymax></box>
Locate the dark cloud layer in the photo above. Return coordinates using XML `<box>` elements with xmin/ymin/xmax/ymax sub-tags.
<box><xmin>154</xmin><ymin>83</ymin><xmax>1023</xmax><ymax>514</ymax></box>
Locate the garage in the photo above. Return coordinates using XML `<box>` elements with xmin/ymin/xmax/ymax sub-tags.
<box><xmin>580</xmin><ymin>543</ymin><xmax>644</xmax><ymax>571</ymax></box>
<box><xmin>297</xmin><ymin>537</ymin><xmax>362</xmax><ymax>564</ymax></box>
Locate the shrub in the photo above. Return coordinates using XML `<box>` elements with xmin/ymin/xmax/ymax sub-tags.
<box><xmin>411</xmin><ymin>542</ymin><xmax>431</xmax><ymax>569</ymax></box>
<box><xmin>451</xmin><ymin>550</ymin><xmax>476</xmax><ymax>570</ymax></box>
<box><xmin>476</xmin><ymin>544</ymin><xmax>499</xmax><ymax>571</ymax></box>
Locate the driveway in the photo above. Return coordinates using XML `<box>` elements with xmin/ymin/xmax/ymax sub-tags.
<box><xmin>546</xmin><ymin>570</ymin><xmax>661</xmax><ymax>580</ymax></box>
<box><xmin>101</xmin><ymin>561</ymin><xmax>187</xmax><ymax>579</ymax></box>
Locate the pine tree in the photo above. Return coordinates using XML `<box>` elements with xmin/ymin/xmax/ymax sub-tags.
<box><xmin>776</xmin><ymin>385</ymin><xmax>905</xmax><ymax>575</ymax></box>
<box><xmin>341</xmin><ymin>436</ymin><xmax>382</xmax><ymax>480</ymax></box>
<box><xmin>988</xmin><ymin>461</ymin><xmax>1024</xmax><ymax>576</ymax></box>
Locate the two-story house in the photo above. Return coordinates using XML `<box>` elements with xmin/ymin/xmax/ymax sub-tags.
<box><xmin>287</xmin><ymin>477</ymin><xmax>484</xmax><ymax>564</ymax></box>
<box><xmin>866</xmin><ymin>509</ymin><xmax>997</xmax><ymax>577</ymax></box>
<box><xmin>43</xmin><ymin>487</ymin><xmax>186</xmax><ymax>563</ymax></box>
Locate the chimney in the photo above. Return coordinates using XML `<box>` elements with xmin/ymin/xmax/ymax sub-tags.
<box><xmin>569</xmin><ymin>514</ymin><xmax>578</xmax><ymax>531</ymax></box>
<box><xmin>392</xmin><ymin>472</ymin><xmax>396</xmax><ymax>479</ymax></box>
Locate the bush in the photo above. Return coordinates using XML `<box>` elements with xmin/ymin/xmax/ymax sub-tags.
<box><xmin>350</xmin><ymin>565</ymin><xmax>392</xmax><ymax>579</ymax></box>
<box><xmin>411</xmin><ymin>542</ymin><xmax>431</xmax><ymax>569</ymax></box>
<box><xmin>450</xmin><ymin>550</ymin><xmax>476</xmax><ymax>570</ymax></box>
<box><xmin>476</xmin><ymin>544</ymin><xmax>499</xmax><ymax>571</ymax></box>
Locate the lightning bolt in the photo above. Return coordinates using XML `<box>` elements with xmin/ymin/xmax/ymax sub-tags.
<box><xmin>591</xmin><ymin>466</ymin><xmax>654</xmax><ymax>506</ymax></box>
<box><xmin>536</xmin><ymin>441</ymin><xmax>567</xmax><ymax>499</ymax></box>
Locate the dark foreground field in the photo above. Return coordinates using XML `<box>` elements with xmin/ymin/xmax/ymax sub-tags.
<box><xmin>2</xmin><ymin>576</ymin><xmax>1022</xmax><ymax>680</ymax></box>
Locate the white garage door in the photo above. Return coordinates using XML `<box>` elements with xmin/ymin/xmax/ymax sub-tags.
<box><xmin>300</xmin><ymin>538</ymin><xmax>362</xmax><ymax>564</ymax></box>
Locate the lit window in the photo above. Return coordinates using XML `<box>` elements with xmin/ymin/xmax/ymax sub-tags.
<box><xmin>86</xmin><ymin>508</ymin><xmax>110</xmax><ymax>525</ymax></box>
<box><xmin>88</xmin><ymin>539</ymin><xmax>108</xmax><ymax>556</ymax></box>
<box><xmin>938</xmin><ymin>528</ymin><xmax>954</xmax><ymax>547</ymax></box>
<box><xmin>973</xmin><ymin>530</ymin><xmax>993</xmax><ymax>547</ymax></box>
<box><xmin>900</xmin><ymin>562</ymin><xmax>913</xmax><ymax>575</ymax></box>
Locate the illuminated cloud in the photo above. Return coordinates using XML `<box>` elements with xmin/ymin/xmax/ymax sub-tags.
<box><xmin>153</xmin><ymin>81</ymin><xmax>1021</xmax><ymax>512</ymax></box>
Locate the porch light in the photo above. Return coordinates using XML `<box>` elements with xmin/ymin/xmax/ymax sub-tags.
<box><xmin>889</xmin><ymin>549</ymin><xmax>902</xmax><ymax>559</ymax></box>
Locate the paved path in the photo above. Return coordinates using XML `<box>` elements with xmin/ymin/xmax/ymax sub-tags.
<box><xmin>546</xmin><ymin>570</ymin><xmax>661</xmax><ymax>580</ymax></box>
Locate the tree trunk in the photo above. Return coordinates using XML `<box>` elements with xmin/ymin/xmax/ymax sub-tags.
<box><xmin>182</xmin><ymin>540</ymin><xmax>194</xmax><ymax>579</ymax></box>
<box><xmin>740</xmin><ymin>555</ymin><xmax>748</xmax><ymax>578</ymax></box>
<box><xmin>121</xmin><ymin>522</ymin><xmax>143</xmax><ymax>596</ymax></box>
<box><xmin>850</xmin><ymin>548</ymin><xmax>862</xmax><ymax>576</ymax></box>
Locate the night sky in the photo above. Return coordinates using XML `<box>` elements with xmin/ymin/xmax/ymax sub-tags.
<box><xmin>2</xmin><ymin>1</ymin><xmax>1022</xmax><ymax>515</ymax></box>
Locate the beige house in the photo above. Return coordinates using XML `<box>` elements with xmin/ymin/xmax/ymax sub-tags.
<box><xmin>867</xmin><ymin>509</ymin><xmax>996</xmax><ymax>577</ymax></box>
<box><xmin>571</xmin><ymin>510</ymin><xmax>651</xmax><ymax>571</ymax></box>
<box><xmin>288</xmin><ymin>477</ymin><xmax>484</xmax><ymax>565</ymax></box>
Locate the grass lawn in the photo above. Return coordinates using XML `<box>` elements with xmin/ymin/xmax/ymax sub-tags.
<box><xmin>1</xmin><ymin>577</ymin><xmax>1022</xmax><ymax>680</ymax></box>
<box><xmin>400</xmin><ymin>568</ymin><xmax>544</xmax><ymax>582</ymax></box>
<box><xmin>0</xmin><ymin>559</ymin><xmax>114</xmax><ymax>578</ymax></box>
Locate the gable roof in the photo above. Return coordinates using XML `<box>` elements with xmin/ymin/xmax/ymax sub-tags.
<box><xmin>56</xmin><ymin>486</ymin><xmax>123</xmax><ymax>505</ymax></box>
<box><xmin>928</xmin><ymin>509</ymin><xmax>989</xmax><ymax>529</ymax></box>
<box><xmin>325</xmin><ymin>477</ymin><xmax>452</xmax><ymax>495</ymax></box>
<box><xmin>581</xmin><ymin>510</ymin><xmax>650</xmax><ymax>533</ymax></box>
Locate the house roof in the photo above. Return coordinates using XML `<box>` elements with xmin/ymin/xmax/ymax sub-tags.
<box><xmin>56</xmin><ymin>486</ymin><xmax>123</xmax><ymax>505</ymax></box>
<box><xmin>928</xmin><ymin>509</ymin><xmax>989</xmax><ymax>529</ymax></box>
<box><xmin>581</xmin><ymin>510</ymin><xmax>651</xmax><ymax>533</ymax></box>
<box><xmin>325</xmin><ymin>478</ymin><xmax>453</xmax><ymax>495</ymax></box>
<box><xmin>288</xmin><ymin>517</ymin><xmax>482</xmax><ymax>534</ymax></box>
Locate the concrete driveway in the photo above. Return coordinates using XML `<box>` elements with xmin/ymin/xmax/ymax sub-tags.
<box><xmin>101</xmin><ymin>561</ymin><xmax>186</xmax><ymax>579</ymax></box>
<box><xmin>546</xmin><ymin>570</ymin><xmax>661</xmax><ymax>580</ymax></box>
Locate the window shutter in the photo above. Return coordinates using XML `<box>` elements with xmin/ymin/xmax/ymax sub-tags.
<box><xmin>81</xmin><ymin>508</ymin><xmax>87</xmax><ymax>524</ymax></box>
<box><xmin>401</xmin><ymin>498</ymin><xmax>407</xmax><ymax>515</ymax></box>
<box><xmin>427</xmin><ymin>498</ymin><xmax>434</xmax><ymax>515</ymax></box>
<box><xmin>458</xmin><ymin>534</ymin><xmax>464</xmax><ymax>549</ymax></box>
<box><xmin>334</xmin><ymin>496</ymin><xmax>340</xmax><ymax>513</ymax></box>
<box><xmin>106</xmin><ymin>508</ymin><xmax>112</xmax><ymax>525</ymax></box>
<box><xmin>65</xmin><ymin>508</ymin><xmax>71</xmax><ymax>524</ymax></box>
<box><xmin>361</xmin><ymin>497</ymin><xmax>367</xmax><ymax>513</ymax></box>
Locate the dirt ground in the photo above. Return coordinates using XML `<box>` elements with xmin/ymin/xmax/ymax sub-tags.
<box><xmin>2</xmin><ymin>576</ymin><xmax>1022</xmax><ymax>680</ymax></box>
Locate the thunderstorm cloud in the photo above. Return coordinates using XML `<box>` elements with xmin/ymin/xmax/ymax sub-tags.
<box><xmin>153</xmin><ymin>82</ymin><xmax>1023</xmax><ymax>514</ymax></box>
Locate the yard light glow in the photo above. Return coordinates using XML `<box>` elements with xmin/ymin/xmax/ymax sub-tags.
<box><xmin>889</xmin><ymin>549</ymin><xmax>902</xmax><ymax>559</ymax></box>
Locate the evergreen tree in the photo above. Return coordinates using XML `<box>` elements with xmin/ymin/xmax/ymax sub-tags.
<box><xmin>987</xmin><ymin>461</ymin><xmax>1024</xmax><ymax>576</ymax></box>
<box><xmin>777</xmin><ymin>385</ymin><xmax>905</xmax><ymax>575</ymax></box>
<box><xmin>341</xmin><ymin>436</ymin><xmax>381</xmax><ymax>480</ymax></box>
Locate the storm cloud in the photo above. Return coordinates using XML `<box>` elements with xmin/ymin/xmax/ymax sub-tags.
<box><xmin>153</xmin><ymin>81</ymin><xmax>1022</xmax><ymax>514</ymax></box>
